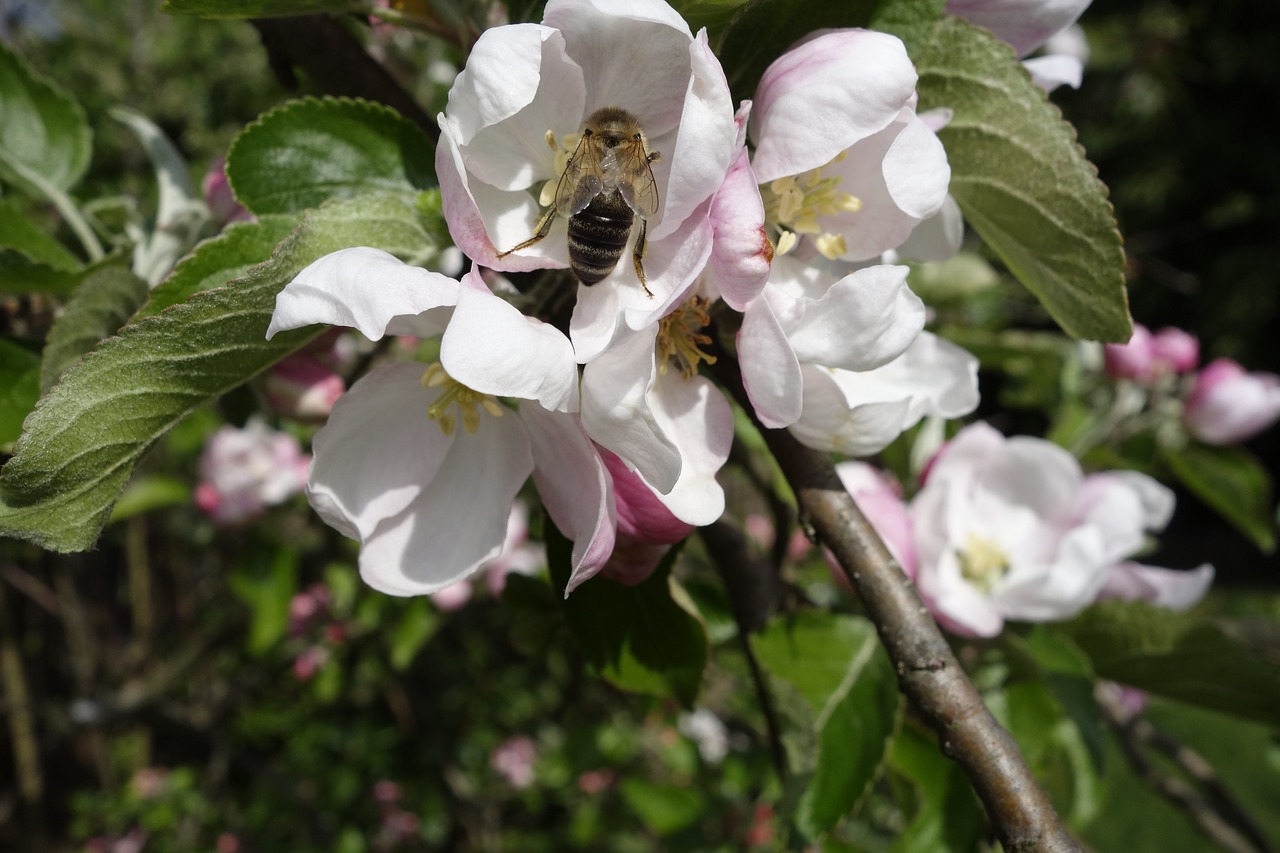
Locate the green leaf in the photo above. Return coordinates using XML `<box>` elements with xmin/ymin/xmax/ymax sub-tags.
<box><xmin>0</xmin><ymin>40</ymin><xmax>92</xmax><ymax>195</ymax></box>
<box><xmin>141</xmin><ymin>215</ymin><xmax>299</xmax><ymax>316</ymax></box>
<box><xmin>1167</xmin><ymin>443</ymin><xmax>1276</xmax><ymax>553</ymax></box>
<box><xmin>718</xmin><ymin>0</ymin><xmax>945</xmax><ymax>103</ymax></box>
<box><xmin>40</xmin><ymin>263</ymin><xmax>150</xmax><ymax>393</ymax></box>
<box><xmin>0</xmin><ymin>193</ymin><xmax>434</xmax><ymax>552</ymax></box>
<box><xmin>753</xmin><ymin>612</ymin><xmax>900</xmax><ymax>839</ymax></box>
<box><xmin>0</xmin><ymin>197</ymin><xmax>81</xmax><ymax>270</ymax></box>
<box><xmin>916</xmin><ymin>18</ymin><xmax>1131</xmax><ymax>342</ymax></box>
<box><xmin>619</xmin><ymin>777</ymin><xmax>707</xmax><ymax>836</ymax></box>
<box><xmin>229</xmin><ymin>545</ymin><xmax>298</xmax><ymax>655</ymax></box>
<box><xmin>388</xmin><ymin>599</ymin><xmax>441</xmax><ymax>671</ymax></box>
<box><xmin>0</xmin><ymin>250</ymin><xmax>82</xmax><ymax>296</ymax></box>
<box><xmin>1059</xmin><ymin>600</ymin><xmax>1280</xmax><ymax>728</ymax></box>
<box><xmin>547</xmin><ymin>528</ymin><xmax>709</xmax><ymax>707</ymax></box>
<box><xmin>889</xmin><ymin>726</ymin><xmax>985</xmax><ymax>853</ymax></box>
<box><xmin>161</xmin><ymin>0</ymin><xmax>362</xmax><ymax>17</ymax></box>
<box><xmin>0</xmin><ymin>339</ymin><xmax>41</xmax><ymax>449</ymax></box>
<box><xmin>107</xmin><ymin>475</ymin><xmax>192</xmax><ymax>523</ymax></box>
<box><xmin>227</xmin><ymin>97</ymin><xmax>435</xmax><ymax>216</ymax></box>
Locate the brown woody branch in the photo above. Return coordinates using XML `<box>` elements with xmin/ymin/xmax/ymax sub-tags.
<box><xmin>711</xmin><ymin>354</ymin><xmax>1080</xmax><ymax>853</ymax></box>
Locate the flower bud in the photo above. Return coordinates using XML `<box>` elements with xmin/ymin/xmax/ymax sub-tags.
<box><xmin>263</xmin><ymin>352</ymin><xmax>346</xmax><ymax>422</ymax></box>
<box><xmin>1183</xmin><ymin>358</ymin><xmax>1280</xmax><ymax>444</ymax></box>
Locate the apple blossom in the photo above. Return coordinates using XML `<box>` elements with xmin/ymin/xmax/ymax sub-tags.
<box><xmin>435</xmin><ymin>0</ymin><xmax>740</xmax><ymax>356</ymax></box>
<box><xmin>194</xmin><ymin>416</ymin><xmax>309</xmax><ymax>525</ymax></box>
<box><xmin>1182</xmin><ymin>358</ymin><xmax>1280</xmax><ymax>445</ymax></box>
<box><xmin>739</xmin><ymin>256</ymin><xmax>979</xmax><ymax>456</ymax></box>
<box><xmin>490</xmin><ymin>735</ymin><xmax>538</xmax><ymax>789</ymax></box>
<box><xmin>947</xmin><ymin>0</ymin><xmax>1093</xmax><ymax>91</ymax></box>
<box><xmin>266</xmin><ymin>247</ymin><xmax>615</xmax><ymax>596</ymax></box>
<box><xmin>910</xmin><ymin>422</ymin><xmax>1209</xmax><ymax>637</ymax></box>
<box><xmin>749</xmin><ymin>29</ymin><xmax>951</xmax><ymax>262</ymax></box>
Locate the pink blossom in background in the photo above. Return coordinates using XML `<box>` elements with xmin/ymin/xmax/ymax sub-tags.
<box><xmin>202</xmin><ymin>157</ymin><xmax>253</xmax><ymax>227</ymax></box>
<box><xmin>833</xmin><ymin>462</ymin><xmax>918</xmax><ymax>579</ymax></box>
<box><xmin>429</xmin><ymin>579</ymin><xmax>473</xmax><ymax>611</ymax></box>
<box><xmin>490</xmin><ymin>735</ymin><xmax>537</xmax><ymax>789</ymax></box>
<box><xmin>1183</xmin><ymin>358</ymin><xmax>1280</xmax><ymax>445</ymax></box>
<box><xmin>288</xmin><ymin>583</ymin><xmax>331</xmax><ymax>636</ymax></box>
<box><xmin>263</xmin><ymin>351</ymin><xmax>346</xmax><ymax>422</ymax></box>
<box><xmin>1103</xmin><ymin>323</ymin><xmax>1200</xmax><ymax>383</ymax></box>
<box><xmin>195</xmin><ymin>417</ymin><xmax>309</xmax><ymax>525</ymax></box>
<box><xmin>596</xmin><ymin>448</ymin><xmax>694</xmax><ymax>585</ymax></box>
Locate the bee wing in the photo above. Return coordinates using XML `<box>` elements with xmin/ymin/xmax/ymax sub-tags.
<box><xmin>616</xmin><ymin>141</ymin><xmax>660</xmax><ymax>219</ymax></box>
<box><xmin>555</xmin><ymin>135</ymin><xmax>605</xmax><ymax>217</ymax></box>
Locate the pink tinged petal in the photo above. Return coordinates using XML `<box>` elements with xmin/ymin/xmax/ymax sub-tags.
<box><xmin>266</xmin><ymin>248</ymin><xmax>460</xmax><ymax>342</ymax></box>
<box><xmin>646</xmin><ymin>373</ymin><xmax>733</xmax><ymax>526</ymax></box>
<box><xmin>436</xmin><ymin>127</ymin><xmax>566</xmax><ymax>273</ymax></box>
<box><xmin>431</xmin><ymin>580</ymin><xmax>474</xmax><ymax>611</ymax></box>
<box><xmin>650</xmin><ymin>30</ymin><xmax>737</xmax><ymax>240</ymax></box>
<box><xmin>602</xmin><ymin>451</ymin><xmax>692</xmax><ymax>546</ymax></box>
<box><xmin>738</xmin><ymin>295</ymin><xmax>804</xmax><ymax>429</ymax></box>
<box><xmin>777</xmin><ymin>265</ymin><xmax>926</xmax><ymax>372</ymax></box>
<box><xmin>880</xmin><ymin>114</ymin><xmax>951</xmax><ymax>220</ymax></box>
<box><xmin>946</xmin><ymin>0</ymin><xmax>1094</xmax><ymax>56</ymax></box>
<box><xmin>1099</xmin><ymin>562</ymin><xmax>1215</xmax><ymax>611</ymax></box>
<box><xmin>1184</xmin><ymin>358</ymin><xmax>1280</xmax><ymax>444</ymax></box>
<box><xmin>750</xmin><ymin>29</ymin><xmax>919</xmax><ymax>183</ymax></box>
<box><xmin>521</xmin><ymin>405</ymin><xmax>618</xmax><ymax>594</ymax></box>
<box><xmin>357</xmin><ymin>395</ymin><xmax>534</xmax><ymax>596</ymax></box>
<box><xmin>835</xmin><ymin>462</ymin><xmax>918</xmax><ymax>578</ymax></box>
<box><xmin>1023</xmin><ymin>54</ymin><xmax>1084</xmax><ymax>91</ymax></box>
<box><xmin>580</xmin><ymin>324</ymin><xmax>682</xmax><ymax>493</ymax></box>
<box><xmin>600</xmin><ymin>537</ymin><xmax>670</xmax><ymax>586</ymax></box>
<box><xmin>704</xmin><ymin>148</ymin><xmax>773</xmax><ymax>311</ymax></box>
<box><xmin>306</xmin><ymin>363</ymin><xmax>455</xmax><ymax>546</ymax></box>
<box><xmin>440</xmin><ymin>270</ymin><xmax>579</xmax><ymax>412</ymax></box>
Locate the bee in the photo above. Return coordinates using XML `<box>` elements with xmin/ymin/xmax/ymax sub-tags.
<box><xmin>498</xmin><ymin>106</ymin><xmax>660</xmax><ymax>297</ymax></box>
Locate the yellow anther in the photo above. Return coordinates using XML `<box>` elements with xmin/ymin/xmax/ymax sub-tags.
<box><xmin>656</xmin><ymin>297</ymin><xmax>717</xmax><ymax>379</ymax></box>
<box><xmin>421</xmin><ymin>363</ymin><xmax>504</xmax><ymax>437</ymax></box>
<box><xmin>956</xmin><ymin>533</ymin><xmax>1010</xmax><ymax>593</ymax></box>
<box><xmin>762</xmin><ymin>154</ymin><xmax>863</xmax><ymax>252</ymax></box>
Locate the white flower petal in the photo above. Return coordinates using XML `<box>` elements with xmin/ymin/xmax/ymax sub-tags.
<box><xmin>1100</xmin><ymin>562</ymin><xmax>1215</xmax><ymax>611</ymax></box>
<box><xmin>306</xmin><ymin>363</ymin><xmax>453</xmax><ymax>544</ymax></box>
<box><xmin>646</xmin><ymin>373</ymin><xmax>732</xmax><ymax>525</ymax></box>
<box><xmin>946</xmin><ymin>0</ymin><xmax>1093</xmax><ymax>57</ymax></box>
<box><xmin>441</xmin><ymin>269</ymin><xmax>579</xmax><ymax>412</ymax></box>
<box><xmin>579</xmin><ymin>324</ymin><xmax>681</xmax><ymax>493</ymax></box>
<box><xmin>881</xmin><ymin>114</ymin><xmax>951</xmax><ymax>220</ymax></box>
<box><xmin>520</xmin><ymin>405</ymin><xmax>617</xmax><ymax>594</ymax></box>
<box><xmin>790</xmin><ymin>365</ymin><xmax>915</xmax><ymax>456</ymax></box>
<box><xmin>779</xmin><ymin>265</ymin><xmax>925</xmax><ymax>372</ymax></box>
<box><xmin>357</xmin><ymin>409</ymin><xmax>533</xmax><ymax>596</ymax></box>
<box><xmin>267</xmin><ymin>248</ymin><xmax>460</xmax><ymax>341</ymax></box>
<box><xmin>738</xmin><ymin>295</ymin><xmax>803</xmax><ymax>429</ymax></box>
<box><xmin>706</xmin><ymin>147</ymin><xmax>773</xmax><ymax>311</ymax></box>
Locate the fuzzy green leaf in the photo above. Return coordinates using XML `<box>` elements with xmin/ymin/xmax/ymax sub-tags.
<box><xmin>227</xmin><ymin>97</ymin><xmax>435</xmax><ymax>216</ymax></box>
<box><xmin>916</xmin><ymin>18</ymin><xmax>1131</xmax><ymax>342</ymax></box>
<box><xmin>40</xmin><ymin>263</ymin><xmax>150</xmax><ymax>393</ymax></box>
<box><xmin>0</xmin><ymin>339</ymin><xmax>41</xmax><ymax>449</ymax></box>
<box><xmin>0</xmin><ymin>40</ymin><xmax>92</xmax><ymax>195</ymax></box>
<box><xmin>0</xmin><ymin>194</ymin><xmax>433</xmax><ymax>552</ymax></box>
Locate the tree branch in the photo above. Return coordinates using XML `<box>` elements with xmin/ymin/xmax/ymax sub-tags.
<box><xmin>710</xmin><ymin>354</ymin><xmax>1080</xmax><ymax>853</ymax></box>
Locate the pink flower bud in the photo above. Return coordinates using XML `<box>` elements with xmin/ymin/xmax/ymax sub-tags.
<box><xmin>430</xmin><ymin>579</ymin><xmax>473</xmax><ymax>611</ymax></box>
<box><xmin>598</xmin><ymin>450</ymin><xmax>694</xmax><ymax>585</ymax></box>
<box><xmin>1183</xmin><ymin>358</ymin><xmax>1280</xmax><ymax>444</ymax></box>
<box><xmin>263</xmin><ymin>353</ymin><xmax>346</xmax><ymax>422</ymax></box>
<box><xmin>202</xmin><ymin>157</ymin><xmax>253</xmax><ymax>227</ymax></box>
<box><xmin>1149</xmin><ymin>327</ymin><xmax>1199</xmax><ymax>374</ymax></box>
<box><xmin>1103</xmin><ymin>324</ymin><xmax>1155</xmax><ymax>382</ymax></box>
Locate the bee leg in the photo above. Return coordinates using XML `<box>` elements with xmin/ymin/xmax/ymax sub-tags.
<box><xmin>632</xmin><ymin>218</ymin><xmax>654</xmax><ymax>298</ymax></box>
<box><xmin>496</xmin><ymin>206</ymin><xmax>557</xmax><ymax>258</ymax></box>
